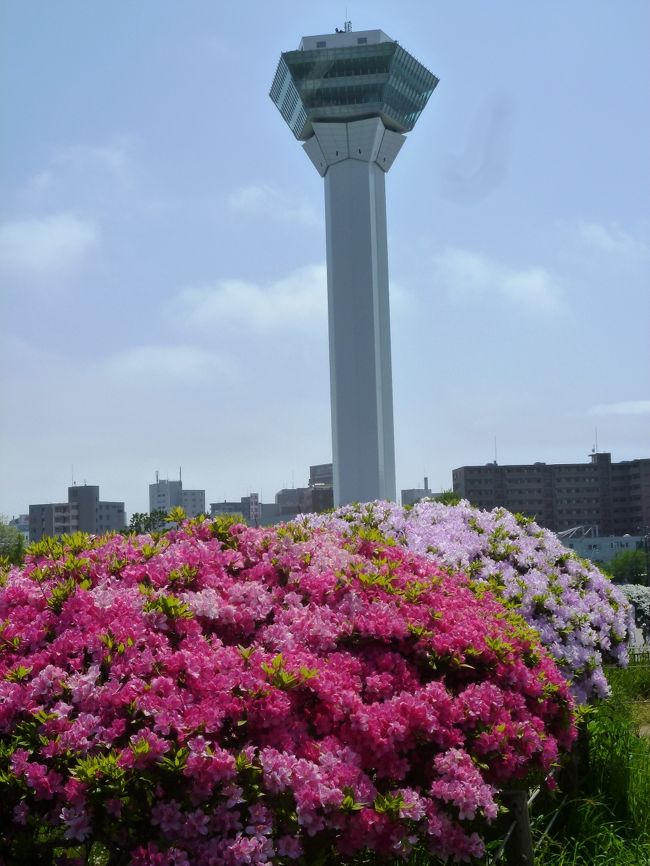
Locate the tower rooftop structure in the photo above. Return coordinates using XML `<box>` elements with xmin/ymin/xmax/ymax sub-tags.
<box><xmin>271</xmin><ymin>29</ymin><xmax>438</xmax><ymax>141</ymax></box>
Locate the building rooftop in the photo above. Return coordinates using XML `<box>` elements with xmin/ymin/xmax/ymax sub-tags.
<box><xmin>298</xmin><ymin>30</ymin><xmax>394</xmax><ymax>51</ymax></box>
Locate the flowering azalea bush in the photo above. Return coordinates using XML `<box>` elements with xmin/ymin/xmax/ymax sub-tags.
<box><xmin>620</xmin><ymin>584</ymin><xmax>650</xmax><ymax>643</ymax></box>
<box><xmin>299</xmin><ymin>501</ymin><xmax>633</xmax><ymax>703</ymax></box>
<box><xmin>0</xmin><ymin>518</ymin><xmax>576</xmax><ymax>865</ymax></box>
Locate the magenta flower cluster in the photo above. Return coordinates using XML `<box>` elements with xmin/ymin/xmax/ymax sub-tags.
<box><xmin>0</xmin><ymin>519</ymin><xmax>575</xmax><ymax>864</ymax></box>
<box><xmin>300</xmin><ymin>500</ymin><xmax>633</xmax><ymax>703</ymax></box>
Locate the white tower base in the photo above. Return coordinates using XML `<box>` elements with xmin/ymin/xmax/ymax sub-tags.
<box><xmin>303</xmin><ymin>118</ymin><xmax>404</xmax><ymax>506</ymax></box>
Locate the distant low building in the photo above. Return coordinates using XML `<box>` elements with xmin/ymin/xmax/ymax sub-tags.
<box><xmin>557</xmin><ymin>526</ymin><xmax>643</xmax><ymax>565</ymax></box>
<box><xmin>401</xmin><ymin>476</ymin><xmax>434</xmax><ymax>507</ymax></box>
<box><xmin>29</xmin><ymin>485</ymin><xmax>125</xmax><ymax>542</ymax></box>
<box><xmin>180</xmin><ymin>488</ymin><xmax>206</xmax><ymax>518</ymax></box>
<box><xmin>452</xmin><ymin>452</ymin><xmax>650</xmax><ymax>535</ymax></box>
<box><xmin>149</xmin><ymin>472</ymin><xmax>205</xmax><ymax>518</ymax></box>
<box><xmin>210</xmin><ymin>500</ymin><xmax>246</xmax><ymax>518</ymax></box>
<box><xmin>275</xmin><ymin>463</ymin><xmax>334</xmax><ymax>519</ymax></box>
<box><xmin>275</xmin><ymin>486</ymin><xmax>314</xmax><ymax>517</ymax></box>
<box><xmin>9</xmin><ymin>514</ymin><xmax>30</xmax><ymax>541</ymax></box>
<box><xmin>210</xmin><ymin>462</ymin><xmax>334</xmax><ymax>527</ymax></box>
<box><xmin>309</xmin><ymin>463</ymin><xmax>334</xmax><ymax>488</ymax></box>
<box><xmin>210</xmin><ymin>495</ymin><xmax>280</xmax><ymax>526</ymax></box>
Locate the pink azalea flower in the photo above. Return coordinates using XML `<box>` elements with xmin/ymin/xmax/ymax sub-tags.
<box><xmin>0</xmin><ymin>514</ymin><xmax>578</xmax><ymax>864</ymax></box>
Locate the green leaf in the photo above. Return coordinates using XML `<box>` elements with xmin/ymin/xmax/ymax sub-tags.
<box><xmin>4</xmin><ymin>665</ymin><xmax>32</xmax><ymax>682</ymax></box>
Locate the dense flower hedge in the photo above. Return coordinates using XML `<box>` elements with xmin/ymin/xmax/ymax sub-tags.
<box><xmin>299</xmin><ymin>501</ymin><xmax>633</xmax><ymax>703</ymax></box>
<box><xmin>0</xmin><ymin>518</ymin><xmax>576</xmax><ymax>865</ymax></box>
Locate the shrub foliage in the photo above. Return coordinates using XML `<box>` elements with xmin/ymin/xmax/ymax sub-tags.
<box><xmin>300</xmin><ymin>501</ymin><xmax>633</xmax><ymax>703</ymax></box>
<box><xmin>0</xmin><ymin>519</ymin><xmax>576</xmax><ymax>865</ymax></box>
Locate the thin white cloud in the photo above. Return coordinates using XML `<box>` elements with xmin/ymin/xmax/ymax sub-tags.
<box><xmin>227</xmin><ymin>183</ymin><xmax>320</xmax><ymax>226</ymax></box>
<box><xmin>23</xmin><ymin>170</ymin><xmax>56</xmax><ymax>198</ymax></box>
<box><xmin>0</xmin><ymin>338</ymin><xmax>232</xmax><ymax>388</ymax></box>
<box><xmin>56</xmin><ymin>138</ymin><xmax>137</xmax><ymax>185</ymax></box>
<box><xmin>589</xmin><ymin>401</ymin><xmax>650</xmax><ymax>417</ymax></box>
<box><xmin>576</xmin><ymin>222</ymin><xmax>649</xmax><ymax>259</ymax></box>
<box><xmin>19</xmin><ymin>137</ymin><xmax>139</xmax><ymax>209</ymax></box>
<box><xmin>170</xmin><ymin>263</ymin><xmax>327</xmax><ymax>333</ymax></box>
<box><xmin>102</xmin><ymin>345</ymin><xmax>232</xmax><ymax>384</ymax></box>
<box><xmin>0</xmin><ymin>213</ymin><xmax>100</xmax><ymax>282</ymax></box>
<box><xmin>432</xmin><ymin>247</ymin><xmax>564</xmax><ymax>313</ymax></box>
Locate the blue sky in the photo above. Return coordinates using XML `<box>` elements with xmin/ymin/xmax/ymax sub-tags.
<box><xmin>1</xmin><ymin>0</ymin><xmax>649</xmax><ymax>519</ymax></box>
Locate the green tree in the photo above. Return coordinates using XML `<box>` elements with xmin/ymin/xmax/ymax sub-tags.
<box><xmin>126</xmin><ymin>510</ymin><xmax>169</xmax><ymax>534</ymax></box>
<box><xmin>0</xmin><ymin>520</ymin><xmax>25</xmax><ymax>566</ymax></box>
<box><xmin>432</xmin><ymin>489</ymin><xmax>461</xmax><ymax>506</ymax></box>
<box><xmin>608</xmin><ymin>549</ymin><xmax>647</xmax><ymax>584</ymax></box>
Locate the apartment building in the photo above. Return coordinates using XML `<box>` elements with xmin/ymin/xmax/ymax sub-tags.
<box><xmin>29</xmin><ymin>484</ymin><xmax>125</xmax><ymax>542</ymax></box>
<box><xmin>452</xmin><ymin>452</ymin><xmax>650</xmax><ymax>535</ymax></box>
<box><xmin>149</xmin><ymin>472</ymin><xmax>206</xmax><ymax>518</ymax></box>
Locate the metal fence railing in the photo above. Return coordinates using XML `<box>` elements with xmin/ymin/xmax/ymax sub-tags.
<box><xmin>628</xmin><ymin>647</ymin><xmax>650</xmax><ymax>664</ymax></box>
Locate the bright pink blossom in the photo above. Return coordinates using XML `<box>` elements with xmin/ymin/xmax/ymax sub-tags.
<box><xmin>0</xmin><ymin>517</ymin><xmax>577</xmax><ymax>863</ymax></box>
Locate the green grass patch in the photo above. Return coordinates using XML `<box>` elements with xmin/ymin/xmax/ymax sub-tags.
<box><xmin>533</xmin><ymin>798</ymin><xmax>650</xmax><ymax>865</ymax></box>
<box><xmin>528</xmin><ymin>659</ymin><xmax>650</xmax><ymax>865</ymax></box>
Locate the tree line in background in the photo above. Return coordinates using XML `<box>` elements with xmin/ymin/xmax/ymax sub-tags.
<box><xmin>604</xmin><ymin>549</ymin><xmax>648</xmax><ymax>584</ymax></box>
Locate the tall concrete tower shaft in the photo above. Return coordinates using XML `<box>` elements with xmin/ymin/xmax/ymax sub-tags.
<box><xmin>271</xmin><ymin>29</ymin><xmax>437</xmax><ymax>506</ymax></box>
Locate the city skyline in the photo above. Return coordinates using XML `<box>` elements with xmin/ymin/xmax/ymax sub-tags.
<box><xmin>8</xmin><ymin>450</ymin><xmax>650</xmax><ymax>528</ymax></box>
<box><xmin>1</xmin><ymin>1</ymin><xmax>649</xmax><ymax>519</ymax></box>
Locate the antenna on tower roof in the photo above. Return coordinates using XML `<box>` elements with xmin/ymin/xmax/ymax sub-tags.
<box><xmin>344</xmin><ymin>8</ymin><xmax>352</xmax><ymax>32</ymax></box>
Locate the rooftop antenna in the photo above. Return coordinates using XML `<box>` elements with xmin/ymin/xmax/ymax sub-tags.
<box><xmin>595</xmin><ymin>427</ymin><xmax>599</xmax><ymax>454</ymax></box>
<box><xmin>71</xmin><ymin>464</ymin><xmax>75</xmax><ymax>486</ymax></box>
<box><xmin>156</xmin><ymin>470</ymin><xmax>159</xmax><ymax>483</ymax></box>
<box><xmin>344</xmin><ymin>8</ymin><xmax>352</xmax><ymax>31</ymax></box>
<box><xmin>179</xmin><ymin>466</ymin><xmax>182</xmax><ymax>483</ymax></box>
<box><xmin>494</xmin><ymin>436</ymin><xmax>498</xmax><ymax>465</ymax></box>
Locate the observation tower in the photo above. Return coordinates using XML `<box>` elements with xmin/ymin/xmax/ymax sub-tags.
<box><xmin>270</xmin><ymin>26</ymin><xmax>438</xmax><ymax>506</ymax></box>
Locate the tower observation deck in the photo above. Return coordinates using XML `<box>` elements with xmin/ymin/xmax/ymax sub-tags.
<box><xmin>270</xmin><ymin>29</ymin><xmax>438</xmax><ymax>506</ymax></box>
